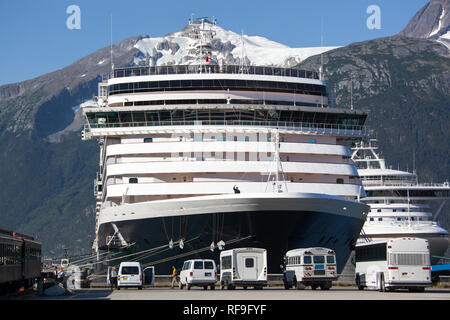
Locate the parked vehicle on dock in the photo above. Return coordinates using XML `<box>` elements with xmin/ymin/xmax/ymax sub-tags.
<box><xmin>179</xmin><ymin>259</ymin><xmax>217</xmax><ymax>290</ymax></box>
<box><xmin>117</xmin><ymin>262</ymin><xmax>144</xmax><ymax>290</ymax></box>
<box><xmin>60</xmin><ymin>258</ymin><xmax>69</xmax><ymax>268</ymax></box>
<box><xmin>355</xmin><ymin>238</ymin><xmax>432</xmax><ymax>292</ymax></box>
<box><xmin>219</xmin><ymin>248</ymin><xmax>267</xmax><ymax>290</ymax></box>
<box><xmin>109</xmin><ymin>263</ymin><xmax>154</xmax><ymax>289</ymax></box>
<box><xmin>282</xmin><ymin>247</ymin><xmax>337</xmax><ymax>290</ymax></box>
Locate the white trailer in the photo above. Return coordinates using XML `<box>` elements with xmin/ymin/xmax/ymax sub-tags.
<box><xmin>355</xmin><ymin>238</ymin><xmax>432</xmax><ymax>292</ymax></box>
<box><xmin>219</xmin><ymin>248</ymin><xmax>267</xmax><ymax>290</ymax></box>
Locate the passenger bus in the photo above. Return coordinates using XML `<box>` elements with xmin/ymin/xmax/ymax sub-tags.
<box><xmin>282</xmin><ymin>247</ymin><xmax>337</xmax><ymax>290</ymax></box>
<box><xmin>355</xmin><ymin>238</ymin><xmax>431</xmax><ymax>292</ymax></box>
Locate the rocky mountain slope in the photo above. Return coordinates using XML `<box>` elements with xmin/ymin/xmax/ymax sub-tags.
<box><xmin>399</xmin><ymin>0</ymin><xmax>450</xmax><ymax>47</ymax></box>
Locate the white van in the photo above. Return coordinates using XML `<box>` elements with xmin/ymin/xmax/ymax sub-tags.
<box><xmin>117</xmin><ymin>262</ymin><xmax>143</xmax><ymax>290</ymax></box>
<box><xmin>179</xmin><ymin>259</ymin><xmax>217</xmax><ymax>290</ymax></box>
<box><xmin>219</xmin><ymin>248</ymin><xmax>267</xmax><ymax>290</ymax></box>
<box><xmin>283</xmin><ymin>247</ymin><xmax>337</xmax><ymax>290</ymax></box>
<box><xmin>108</xmin><ymin>263</ymin><xmax>155</xmax><ymax>289</ymax></box>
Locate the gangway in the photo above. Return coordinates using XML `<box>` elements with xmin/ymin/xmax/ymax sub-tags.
<box><xmin>431</xmin><ymin>255</ymin><xmax>450</xmax><ymax>272</ymax></box>
<box><xmin>430</xmin><ymin>256</ymin><xmax>450</xmax><ymax>284</ymax></box>
<box><xmin>431</xmin><ymin>264</ymin><xmax>450</xmax><ymax>272</ymax></box>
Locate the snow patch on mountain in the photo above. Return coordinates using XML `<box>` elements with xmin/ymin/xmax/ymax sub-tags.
<box><xmin>133</xmin><ymin>22</ymin><xmax>339</xmax><ymax>68</ymax></box>
<box><xmin>429</xmin><ymin>7</ymin><xmax>445</xmax><ymax>37</ymax></box>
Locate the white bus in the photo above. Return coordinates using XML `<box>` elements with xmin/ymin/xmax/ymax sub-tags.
<box><xmin>283</xmin><ymin>247</ymin><xmax>337</xmax><ymax>290</ymax></box>
<box><xmin>219</xmin><ymin>248</ymin><xmax>267</xmax><ymax>290</ymax></box>
<box><xmin>355</xmin><ymin>238</ymin><xmax>431</xmax><ymax>292</ymax></box>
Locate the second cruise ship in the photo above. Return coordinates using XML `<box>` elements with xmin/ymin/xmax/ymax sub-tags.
<box><xmin>352</xmin><ymin>139</ymin><xmax>449</xmax><ymax>263</ymax></box>
<box><xmin>81</xmin><ymin>18</ymin><xmax>370</xmax><ymax>273</ymax></box>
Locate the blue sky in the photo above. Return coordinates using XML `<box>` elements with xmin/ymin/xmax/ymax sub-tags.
<box><xmin>0</xmin><ymin>0</ymin><xmax>428</xmax><ymax>86</ymax></box>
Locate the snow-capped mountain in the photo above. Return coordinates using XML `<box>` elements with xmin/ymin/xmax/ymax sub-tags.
<box><xmin>399</xmin><ymin>0</ymin><xmax>450</xmax><ymax>48</ymax></box>
<box><xmin>132</xmin><ymin>19</ymin><xmax>338</xmax><ymax>68</ymax></box>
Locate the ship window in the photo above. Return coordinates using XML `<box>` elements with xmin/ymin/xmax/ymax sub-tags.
<box><xmin>180</xmin><ymin>80</ymin><xmax>191</xmax><ymax>87</ymax></box>
<box><xmin>397</xmin><ymin>218</ymin><xmax>401</xmax><ymax>221</ymax></box>
<box><xmin>129</xmin><ymin>178</ymin><xmax>138</xmax><ymax>184</ymax></box>
<box><xmin>377</xmin><ymin>209</ymin><xmax>381</xmax><ymax>212</ymax></box>
<box><xmin>370</xmin><ymin>218</ymin><xmax>374</xmax><ymax>221</ymax></box>
<box><xmin>203</xmin><ymin>80</ymin><xmax>213</xmax><ymax>87</ymax></box>
<box><xmin>336</xmin><ymin>178</ymin><xmax>344</xmax><ymax>184</ymax></box>
<box><xmin>308</xmin><ymin>138</ymin><xmax>316</xmax><ymax>143</ymax></box>
<box><xmin>170</xmin><ymin>80</ymin><xmax>180</xmax><ymax>88</ymax></box>
<box><xmin>144</xmin><ymin>138</ymin><xmax>153</xmax><ymax>143</ymax></box>
<box><xmin>378</xmin><ymin>218</ymin><xmax>383</xmax><ymax>221</ymax></box>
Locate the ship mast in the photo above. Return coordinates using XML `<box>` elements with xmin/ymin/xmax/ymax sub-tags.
<box><xmin>266</xmin><ymin>129</ymin><xmax>287</xmax><ymax>193</ymax></box>
<box><xmin>239</xmin><ymin>29</ymin><xmax>249</xmax><ymax>74</ymax></box>
<box><xmin>190</xmin><ymin>17</ymin><xmax>216</xmax><ymax>68</ymax></box>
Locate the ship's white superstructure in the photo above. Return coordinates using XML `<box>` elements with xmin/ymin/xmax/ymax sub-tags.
<box><xmin>352</xmin><ymin>139</ymin><xmax>449</xmax><ymax>262</ymax></box>
<box><xmin>81</xmin><ymin>18</ymin><xmax>370</xmax><ymax>273</ymax></box>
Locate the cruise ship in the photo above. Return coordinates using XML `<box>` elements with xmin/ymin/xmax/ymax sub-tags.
<box><xmin>81</xmin><ymin>18</ymin><xmax>370</xmax><ymax>273</ymax></box>
<box><xmin>352</xmin><ymin>139</ymin><xmax>450</xmax><ymax>263</ymax></box>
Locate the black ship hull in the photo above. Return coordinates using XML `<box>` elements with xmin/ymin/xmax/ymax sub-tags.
<box><xmin>96</xmin><ymin>193</ymin><xmax>368</xmax><ymax>274</ymax></box>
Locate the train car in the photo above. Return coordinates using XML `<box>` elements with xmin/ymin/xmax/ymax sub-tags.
<box><xmin>23</xmin><ymin>237</ymin><xmax>42</xmax><ymax>286</ymax></box>
<box><xmin>0</xmin><ymin>227</ymin><xmax>42</xmax><ymax>294</ymax></box>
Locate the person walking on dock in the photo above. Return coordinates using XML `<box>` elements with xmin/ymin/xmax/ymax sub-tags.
<box><xmin>52</xmin><ymin>266</ymin><xmax>58</xmax><ymax>281</ymax></box>
<box><xmin>170</xmin><ymin>265</ymin><xmax>178</xmax><ymax>289</ymax></box>
<box><xmin>110</xmin><ymin>267</ymin><xmax>118</xmax><ymax>290</ymax></box>
<box><xmin>56</xmin><ymin>267</ymin><xmax>65</xmax><ymax>284</ymax></box>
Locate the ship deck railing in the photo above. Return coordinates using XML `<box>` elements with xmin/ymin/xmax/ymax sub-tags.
<box><xmin>363</xmin><ymin>181</ymin><xmax>450</xmax><ymax>188</ymax></box>
<box><xmin>102</xmin><ymin>64</ymin><xmax>320</xmax><ymax>81</ymax></box>
<box><xmin>365</xmin><ymin>221</ymin><xmax>442</xmax><ymax>228</ymax></box>
<box><xmin>84</xmin><ymin>120</ymin><xmax>366</xmax><ymax>137</ymax></box>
